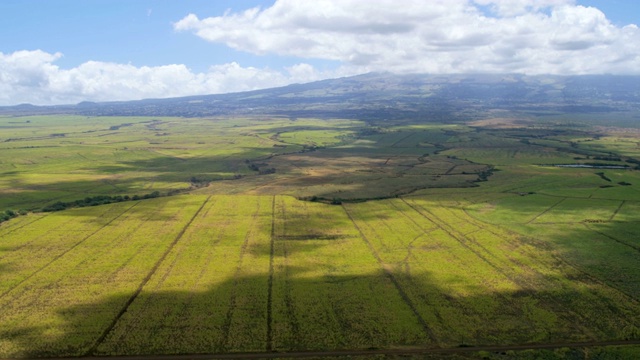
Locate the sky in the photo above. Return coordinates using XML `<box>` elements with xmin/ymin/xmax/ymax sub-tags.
<box><xmin>0</xmin><ymin>0</ymin><xmax>638</xmax><ymax>106</ymax></box>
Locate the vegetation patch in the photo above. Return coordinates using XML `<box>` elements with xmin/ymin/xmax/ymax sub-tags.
<box><xmin>1</xmin><ymin>112</ymin><xmax>640</xmax><ymax>358</ymax></box>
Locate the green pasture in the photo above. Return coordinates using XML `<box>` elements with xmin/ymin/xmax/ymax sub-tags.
<box><xmin>1</xmin><ymin>113</ymin><xmax>640</xmax><ymax>358</ymax></box>
<box><xmin>2</xmin><ymin>194</ymin><xmax>640</xmax><ymax>357</ymax></box>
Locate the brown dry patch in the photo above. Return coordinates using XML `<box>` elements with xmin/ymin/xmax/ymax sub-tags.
<box><xmin>594</xmin><ymin>126</ymin><xmax>640</xmax><ymax>137</ymax></box>
<box><xmin>202</xmin><ymin>149</ymin><xmax>489</xmax><ymax>200</ymax></box>
<box><xmin>476</xmin><ymin>202</ymin><xmax>497</xmax><ymax>215</ymax></box>
<box><xmin>0</xmin><ymin>188</ymin><xmax>31</xmax><ymax>194</ymax></box>
<box><xmin>468</xmin><ymin>117</ymin><xmax>532</xmax><ymax>128</ymax></box>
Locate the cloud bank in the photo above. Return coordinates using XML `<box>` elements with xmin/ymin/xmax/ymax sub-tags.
<box><xmin>0</xmin><ymin>51</ymin><xmax>345</xmax><ymax>106</ymax></box>
<box><xmin>2</xmin><ymin>0</ymin><xmax>639</xmax><ymax>105</ymax></box>
<box><xmin>175</xmin><ymin>0</ymin><xmax>640</xmax><ymax>75</ymax></box>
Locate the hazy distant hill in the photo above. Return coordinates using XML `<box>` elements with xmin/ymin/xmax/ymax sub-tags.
<box><xmin>2</xmin><ymin>73</ymin><xmax>639</xmax><ymax>121</ymax></box>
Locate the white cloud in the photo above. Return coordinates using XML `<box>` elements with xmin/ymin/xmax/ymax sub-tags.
<box><xmin>0</xmin><ymin>50</ymin><xmax>351</xmax><ymax>106</ymax></box>
<box><xmin>3</xmin><ymin>0</ymin><xmax>639</xmax><ymax>106</ymax></box>
<box><xmin>175</xmin><ymin>0</ymin><xmax>640</xmax><ymax>75</ymax></box>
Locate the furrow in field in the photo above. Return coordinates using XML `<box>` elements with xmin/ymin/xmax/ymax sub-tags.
<box><xmin>89</xmin><ymin>195</ymin><xmax>213</xmax><ymax>355</ymax></box>
<box><xmin>526</xmin><ymin>197</ymin><xmax>566</xmax><ymax>224</ymax></box>
<box><xmin>406</xmin><ymin>198</ymin><xmax>640</xmax><ymax>342</ymax></box>
<box><xmin>270</xmin><ymin>197</ymin><xmax>428</xmax><ymax>351</ymax></box>
<box><xmin>583</xmin><ymin>223</ymin><xmax>640</xmax><ymax>252</ymax></box>
<box><xmin>404</xmin><ymin>199</ymin><xmax>608</xmax><ymax>340</ymax></box>
<box><xmin>218</xmin><ymin>199</ymin><xmax>263</xmax><ymax>351</ymax></box>
<box><xmin>400</xmin><ymin>199</ymin><xmax>514</xmax><ymax>283</ymax></box>
<box><xmin>350</xmin><ymin>197</ymin><xmax>622</xmax><ymax>345</ymax></box>
<box><xmin>95</xmin><ymin>195</ymin><xmax>272</xmax><ymax>355</ymax></box>
<box><xmin>351</xmin><ymin>199</ymin><xmax>542</xmax><ymax>344</ymax></box>
<box><xmin>389</xmin><ymin>132</ymin><xmax>417</xmax><ymax>148</ymax></box>
<box><xmin>464</xmin><ymin>199</ymin><xmax>640</xmax><ymax>304</ymax></box>
<box><xmin>386</xmin><ymin>200</ymin><xmax>439</xmax><ymax>234</ymax></box>
<box><xmin>0</xmin><ymin>202</ymin><xmax>139</xmax><ymax>298</ymax></box>
<box><xmin>341</xmin><ymin>203</ymin><xmax>438</xmax><ymax>345</ymax></box>
<box><xmin>0</xmin><ymin>213</ymin><xmax>48</xmax><ymax>238</ymax></box>
<box><xmin>266</xmin><ymin>196</ymin><xmax>276</xmax><ymax>352</ymax></box>
<box><xmin>141</xmin><ymin>197</ymin><xmax>222</xmax><ymax>294</ymax></box>
<box><xmin>609</xmin><ymin>200</ymin><xmax>626</xmax><ymax>221</ymax></box>
<box><xmin>0</xmin><ymin>196</ymin><xmax>208</xmax><ymax>358</ymax></box>
<box><xmin>0</xmin><ymin>203</ymin><xmax>123</xmax><ymax>262</ymax></box>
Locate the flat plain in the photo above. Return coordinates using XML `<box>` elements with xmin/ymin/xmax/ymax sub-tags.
<box><xmin>1</xmin><ymin>113</ymin><xmax>640</xmax><ymax>359</ymax></box>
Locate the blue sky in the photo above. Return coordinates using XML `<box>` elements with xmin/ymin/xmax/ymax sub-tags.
<box><xmin>1</xmin><ymin>1</ymin><xmax>270</xmax><ymax>71</ymax></box>
<box><xmin>0</xmin><ymin>0</ymin><xmax>638</xmax><ymax>105</ymax></box>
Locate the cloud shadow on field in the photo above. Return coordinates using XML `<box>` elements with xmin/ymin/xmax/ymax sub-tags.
<box><xmin>3</xmin><ymin>192</ymin><xmax>640</xmax><ymax>359</ymax></box>
<box><xmin>464</xmin><ymin>193</ymin><xmax>640</xmax><ymax>301</ymax></box>
<box><xmin>3</xmin><ymin>270</ymin><xmax>640</xmax><ymax>359</ymax></box>
<box><xmin>0</xmin><ymin>141</ymin><xmax>487</xmax><ymax>211</ymax></box>
<box><xmin>3</xmin><ymin>235</ymin><xmax>640</xmax><ymax>358</ymax></box>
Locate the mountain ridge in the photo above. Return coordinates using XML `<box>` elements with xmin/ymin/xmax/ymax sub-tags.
<box><xmin>2</xmin><ymin>73</ymin><xmax>639</xmax><ymax>120</ymax></box>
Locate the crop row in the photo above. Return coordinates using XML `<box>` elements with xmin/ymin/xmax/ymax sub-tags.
<box><xmin>0</xmin><ymin>196</ymin><xmax>206</xmax><ymax>358</ymax></box>
<box><xmin>271</xmin><ymin>196</ymin><xmax>428</xmax><ymax>350</ymax></box>
<box><xmin>344</xmin><ymin>198</ymin><xmax>640</xmax><ymax>346</ymax></box>
<box><xmin>2</xmin><ymin>194</ymin><xmax>640</xmax><ymax>357</ymax></box>
<box><xmin>95</xmin><ymin>195</ymin><xmax>273</xmax><ymax>355</ymax></box>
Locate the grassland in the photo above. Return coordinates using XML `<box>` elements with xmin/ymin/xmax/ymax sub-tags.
<box><xmin>1</xmin><ymin>113</ymin><xmax>640</xmax><ymax>358</ymax></box>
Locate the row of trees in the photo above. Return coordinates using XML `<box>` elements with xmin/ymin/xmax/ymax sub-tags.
<box><xmin>1</xmin><ymin>191</ymin><xmax>168</xmax><ymax>226</ymax></box>
<box><xmin>0</xmin><ymin>209</ymin><xmax>26</xmax><ymax>224</ymax></box>
<box><xmin>41</xmin><ymin>191</ymin><xmax>161</xmax><ymax>212</ymax></box>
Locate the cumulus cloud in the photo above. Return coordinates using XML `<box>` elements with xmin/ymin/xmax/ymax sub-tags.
<box><xmin>174</xmin><ymin>0</ymin><xmax>640</xmax><ymax>75</ymax></box>
<box><xmin>3</xmin><ymin>0</ymin><xmax>639</xmax><ymax>106</ymax></box>
<box><xmin>0</xmin><ymin>50</ymin><xmax>349</xmax><ymax>106</ymax></box>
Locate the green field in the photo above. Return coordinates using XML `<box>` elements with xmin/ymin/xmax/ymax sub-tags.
<box><xmin>1</xmin><ymin>114</ymin><xmax>640</xmax><ymax>358</ymax></box>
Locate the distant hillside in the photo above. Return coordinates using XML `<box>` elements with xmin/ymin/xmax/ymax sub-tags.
<box><xmin>2</xmin><ymin>73</ymin><xmax>639</xmax><ymax>121</ymax></box>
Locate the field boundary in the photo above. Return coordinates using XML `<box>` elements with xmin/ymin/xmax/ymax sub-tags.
<box><xmin>219</xmin><ymin>198</ymin><xmax>263</xmax><ymax>351</ymax></box>
<box><xmin>0</xmin><ymin>213</ymin><xmax>48</xmax><ymax>239</ymax></box>
<box><xmin>265</xmin><ymin>196</ymin><xmax>276</xmax><ymax>352</ymax></box>
<box><xmin>583</xmin><ymin>223</ymin><xmax>640</xmax><ymax>253</ymax></box>
<box><xmin>85</xmin><ymin>196</ymin><xmax>212</xmax><ymax>355</ymax></box>
<box><xmin>0</xmin><ymin>202</ymin><xmax>140</xmax><ymax>300</ymax></box>
<box><xmin>341</xmin><ymin>204</ymin><xmax>438</xmax><ymax>344</ymax></box>
<box><xmin>9</xmin><ymin>339</ymin><xmax>640</xmax><ymax>360</ymax></box>
<box><xmin>609</xmin><ymin>200</ymin><xmax>626</xmax><ymax>221</ymax></box>
<box><xmin>526</xmin><ymin>197</ymin><xmax>566</xmax><ymax>224</ymax></box>
<box><xmin>400</xmin><ymin>198</ymin><xmax>606</xmax><ymax>337</ymax></box>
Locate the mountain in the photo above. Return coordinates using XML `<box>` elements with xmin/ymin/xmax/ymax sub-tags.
<box><xmin>2</xmin><ymin>73</ymin><xmax>640</xmax><ymax>121</ymax></box>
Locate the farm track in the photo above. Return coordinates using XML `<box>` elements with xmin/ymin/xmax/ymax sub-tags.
<box><xmin>275</xmin><ymin>198</ymin><xmax>302</xmax><ymax>348</ymax></box>
<box><xmin>443</xmin><ymin>164</ymin><xmax>457</xmax><ymax>175</ymax></box>
<box><xmin>0</xmin><ymin>201</ymin><xmax>140</xmax><ymax>300</ymax></box>
<box><xmin>386</xmin><ymin>200</ymin><xmax>438</xmax><ymax>235</ymax></box>
<box><xmin>219</xmin><ymin>199</ymin><xmax>263</xmax><ymax>352</ymax></box>
<box><xmin>265</xmin><ymin>196</ymin><xmax>276</xmax><ymax>352</ymax></box>
<box><xmin>583</xmin><ymin>223</ymin><xmax>640</xmax><ymax>253</ymax></box>
<box><xmin>96</xmin><ymin>203</ymin><xmax>179</xmax><ymax>286</ymax></box>
<box><xmin>0</xmin><ymin>213</ymin><xmax>47</xmax><ymax>239</ymax></box>
<box><xmin>0</xmin><ymin>219</ymin><xmax>54</xmax><ymax>261</ymax></box>
<box><xmin>389</xmin><ymin>133</ymin><xmax>416</xmax><ymax>148</ymax></box>
<box><xmin>400</xmin><ymin>199</ymin><xmax>511</xmax><ymax>281</ymax></box>
<box><xmin>461</xmin><ymin>206</ymin><xmax>640</xmax><ymax>308</ymax></box>
<box><xmin>609</xmin><ymin>200</ymin><xmax>626</xmax><ymax>221</ymax></box>
<box><xmin>400</xmin><ymin>199</ymin><xmax>605</xmax><ymax>339</ymax></box>
<box><xmin>341</xmin><ymin>204</ymin><xmax>438</xmax><ymax>345</ymax></box>
<box><xmin>147</xmin><ymin>198</ymin><xmax>222</xmax><ymax>293</ymax></box>
<box><xmin>526</xmin><ymin>197</ymin><xmax>566</xmax><ymax>224</ymax></box>
<box><xmin>11</xmin><ymin>339</ymin><xmax>640</xmax><ymax>360</ymax></box>
<box><xmin>106</xmin><ymin>198</ymin><xmax>224</xmax><ymax>341</ymax></box>
<box><xmin>385</xmin><ymin>200</ymin><xmax>439</xmax><ymax>275</ymax></box>
<box><xmin>85</xmin><ymin>196</ymin><xmax>212</xmax><ymax>356</ymax></box>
